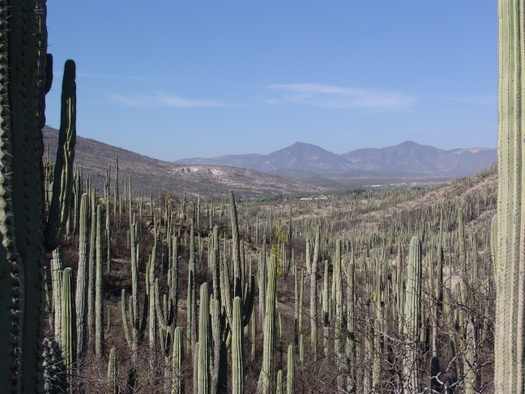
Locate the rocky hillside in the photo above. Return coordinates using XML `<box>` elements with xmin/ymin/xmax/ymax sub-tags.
<box><xmin>43</xmin><ymin>127</ymin><xmax>323</xmax><ymax>198</ymax></box>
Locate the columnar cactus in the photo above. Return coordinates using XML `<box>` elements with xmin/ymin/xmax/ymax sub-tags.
<box><xmin>107</xmin><ymin>347</ymin><xmax>118</xmax><ymax>394</ymax></box>
<box><xmin>494</xmin><ymin>1</ymin><xmax>525</xmax><ymax>391</ymax></box>
<box><xmin>310</xmin><ymin>227</ymin><xmax>320</xmax><ymax>361</ymax></box>
<box><xmin>51</xmin><ymin>249</ymin><xmax>64</xmax><ymax>341</ymax></box>
<box><xmin>403</xmin><ymin>236</ymin><xmax>422</xmax><ymax>392</ymax></box>
<box><xmin>334</xmin><ymin>240</ymin><xmax>343</xmax><ymax>364</ymax></box>
<box><xmin>172</xmin><ymin>327</ymin><xmax>184</xmax><ymax>394</ymax></box>
<box><xmin>197</xmin><ymin>283</ymin><xmax>210</xmax><ymax>394</ymax></box>
<box><xmin>321</xmin><ymin>259</ymin><xmax>330</xmax><ymax>357</ymax></box>
<box><xmin>0</xmin><ymin>2</ymin><xmax>77</xmax><ymax>388</ymax></box>
<box><xmin>75</xmin><ymin>193</ymin><xmax>88</xmax><ymax>359</ymax></box>
<box><xmin>258</xmin><ymin>253</ymin><xmax>277</xmax><ymax>394</ymax></box>
<box><xmin>60</xmin><ymin>267</ymin><xmax>75</xmax><ymax>380</ymax></box>
<box><xmin>95</xmin><ymin>204</ymin><xmax>104</xmax><ymax>357</ymax></box>
<box><xmin>232</xmin><ymin>297</ymin><xmax>244</xmax><ymax>394</ymax></box>
<box><xmin>87</xmin><ymin>189</ymin><xmax>96</xmax><ymax>347</ymax></box>
<box><xmin>286</xmin><ymin>344</ymin><xmax>294</xmax><ymax>394</ymax></box>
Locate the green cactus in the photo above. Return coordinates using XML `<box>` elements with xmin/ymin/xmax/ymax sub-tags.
<box><xmin>75</xmin><ymin>193</ymin><xmax>88</xmax><ymax>359</ymax></box>
<box><xmin>95</xmin><ymin>204</ymin><xmax>104</xmax><ymax>357</ymax></box>
<box><xmin>60</xmin><ymin>267</ymin><xmax>75</xmax><ymax>390</ymax></box>
<box><xmin>87</xmin><ymin>189</ymin><xmax>96</xmax><ymax>347</ymax></box>
<box><xmin>494</xmin><ymin>1</ymin><xmax>525</xmax><ymax>391</ymax></box>
<box><xmin>0</xmin><ymin>2</ymin><xmax>77</xmax><ymax>388</ymax></box>
<box><xmin>403</xmin><ymin>236</ymin><xmax>422</xmax><ymax>392</ymax></box>
<box><xmin>107</xmin><ymin>347</ymin><xmax>118</xmax><ymax>394</ymax></box>
<box><xmin>258</xmin><ymin>253</ymin><xmax>277</xmax><ymax>394</ymax></box>
<box><xmin>232</xmin><ymin>297</ymin><xmax>244</xmax><ymax>394</ymax></box>
<box><xmin>286</xmin><ymin>345</ymin><xmax>294</xmax><ymax>394</ymax></box>
<box><xmin>322</xmin><ymin>259</ymin><xmax>330</xmax><ymax>357</ymax></box>
<box><xmin>172</xmin><ymin>327</ymin><xmax>184</xmax><ymax>394</ymax></box>
<box><xmin>120</xmin><ymin>216</ymin><xmax>147</xmax><ymax>364</ymax></box>
<box><xmin>310</xmin><ymin>227</ymin><xmax>320</xmax><ymax>361</ymax></box>
<box><xmin>44</xmin><ymin>59</ymin><xmax>77</xmax><ymax>251</ymax></box>
<box><xmin>197</xmin><ymin>283</ymin><xmax>210</xmax><ymax>394</ymax></box>
<box><xmin>51</xmin><ymin>249</ymin><xmax>64</xmax><ymax>341</ymax></box>
<box><xmin>276</xmin><ymin>370</ymin><xmax>283</xmax><ymax>394</ymax></box>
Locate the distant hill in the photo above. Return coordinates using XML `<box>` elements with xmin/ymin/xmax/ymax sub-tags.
<box><xmin>43</xmin><ymin>127</ymin><xmax>324</xmax><ymax>198</ymax></box>
<box><xmin>342</xmin><ymin>141</ymin><xmax>497</xmax><ymax>177</ymax></box>
<box><xmin>179</xmin><ymin>140</ymin><xmax>497</xmax><ymax>179</ymax></box>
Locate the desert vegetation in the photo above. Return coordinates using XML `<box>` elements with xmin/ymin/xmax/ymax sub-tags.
<box><xmin>0</xmin><ymin>1</ymin><xmax>522</xmax><ymax>394</ymax></box>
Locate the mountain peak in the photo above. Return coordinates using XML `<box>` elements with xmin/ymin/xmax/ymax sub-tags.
<box><xmin>398</xmin><ymin>140</ymin><xmax>421</xmax><ymax>147</ymax></box>
<box><xmin>287</xmin><ymin>141</ymin><xmax>321</xmax><ymax>149</ymax></box>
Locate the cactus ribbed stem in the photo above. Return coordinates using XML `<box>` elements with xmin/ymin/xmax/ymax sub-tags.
<box><xmin>197</xmin><ymin>283</ymin><xmax>210</xmax><ymax>394</ymax></box>
<box><xmin>172</xmin><ymin>327</ymin><xmax>184</xmax><ymax>394</ymax></box>
<box><xmin>61</xmin><ymin>267</ymin><xmax>75</xmax><ymax>376</ymax></box>
<box><xmin>232</xmin><ymin>297</ymin><xmax>244</xmax><ymax>394</ymax></box>
<box><xmin>258</xmin><ymin>253</ymin><xmax>277</xmax><ymax>394</ymax></box>
<box><xmin>286</xmin><ymin>345</ymin><xmax>294</xmax><ymax>394</ymax></box>
<box><xmin>310</xmin><ymin>227</ymin><xmax>320</xmax><ymax>361</ymax></box>
<box><xmin>495</xmin><ymin>1</ymin><xmax>525</xmax><ymax>391</ymax></box>
<box><xmin>87</xmin><ymin>189</ymin><xmax>96</xmax><ymax>347</ymax></box>
<box><xmin>107</xmin><ymin>347</ymin><xmax>118</xmax><ymax>394</ymax></box>
<box><xmin>95</xmin><ymin>204</ymin><xmax>104</xmax><ymax>357</ymax></box>
<box><xmin>403</xmin><ymin>236</ymin><xmax>422</xmax><ymax>392</ymax></box>
<box><xmin>75</xmin><ymin>193</ymin><xmax>88</xmax><ymax>360</ymax></box>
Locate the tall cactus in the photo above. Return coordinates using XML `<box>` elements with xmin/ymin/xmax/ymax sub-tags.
<box><xmin>232</xmin><ymin>297</ymin><xmax>244</xmax><ymax>394</ymax></box>
<box><xmin>258</xmin><ymin>253</ymin><xmax>277</xmax><ymax>394</ymax></box>
<box><xmin>0</xmin><ymin>1</ymin><xmax>76</xmax><ymax>388</ymax></box>
<box><xmin>75</xmin><ymin>193</ymin><xmax>88</xmax><ymax>359</ymax></box>
<box><xmin>107</xmin><ymin>347</ymin><xmax>118</xmax><ymax>394</ymax></box>
<box><xmin>286</xmin><ymin>344</ymin><xmax>294</xmax><ymax>394</ymax></box>
<box><xmin>60</xmin><ymin>267</ymin><xmax>75</xmax><ymax>383</ymax></box>
<box><xmin>403</xmin><ymin>236</ymin><xmax>422</xmax><ymax>392</ymax></box>
<box><xmin>172</xmin><ymin>327</ymin><xmax>184</xmax><ymax>394</ymax></box>
<box><xmin>310</xmin><ymin>227</ymin><xmax>320</xmax><ymax>361</ymax></box>
<box><xmin>494</xmin><ymin>1</ymin><xmax>525</xmax><ymax>391</ymax></box>
<box><xmin>95</xmin><ymin>204</ymin><xmax>104</xmax><ymax>357</ymax></box>
<box><xmin>197</xmin><ymin>283</ymin><xmax>210</xmax><ymax>394</ymax></box>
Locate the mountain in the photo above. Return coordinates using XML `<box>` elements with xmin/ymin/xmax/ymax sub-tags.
<box><xmin>179</xmin><ymin>140</ymin><xmax>497</xmax><ymax>180</ymax></box>
<box><xmin>179</xmin><ymin>142</ymin><xmax>363</xmax><ymax>177</ymax></box>
<box><xmin>43</xmin><ymin>127</ymin><xmax>323</xmax><ymax>197</ymax></box>
<box><xmin>342</xmin><ymin>141</ymin><xmax>497</xmax><ymax>177</ymax></box>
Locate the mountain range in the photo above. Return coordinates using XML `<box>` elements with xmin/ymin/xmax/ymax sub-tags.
<box><xmin>44</xmin><ymin>126</ymin><xmax>497</xmax><ymax>197</ymax></box>
<box><xmin>179</xmin><ymin>140</ymin><xmax>496</xmax><ymax>180</ymax></box>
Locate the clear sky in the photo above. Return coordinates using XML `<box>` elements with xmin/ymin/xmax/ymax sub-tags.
<box><xmin>46</xmin><ymin>1</ymin><xmax>497</xmax><ymax>160</ymax></box>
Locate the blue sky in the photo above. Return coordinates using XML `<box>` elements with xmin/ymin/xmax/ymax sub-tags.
<box><xmin>46</xmin><ymin>1</ymin><xmax>497</xmax><ymax>160</ymax></box>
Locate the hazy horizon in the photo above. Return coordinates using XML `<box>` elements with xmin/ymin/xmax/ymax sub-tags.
<box><xmin>45</xmin><ymin>1</ymin><xmax>496</xmax><ymax>161</ymax></box>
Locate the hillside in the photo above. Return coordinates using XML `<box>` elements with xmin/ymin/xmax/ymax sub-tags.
<box><xmin>43</xmin><ymin>127</ymin><xmax>323</xmax><ymax>197</ymax></box>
